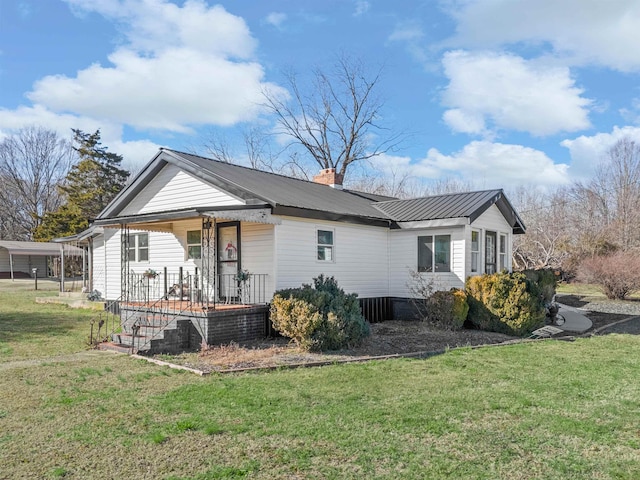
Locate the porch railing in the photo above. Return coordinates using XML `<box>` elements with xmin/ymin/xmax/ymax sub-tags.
<box><xmin>128</xmin><ymin>269</ymin><xmax>269</xmax><ymax>306</ymax></box>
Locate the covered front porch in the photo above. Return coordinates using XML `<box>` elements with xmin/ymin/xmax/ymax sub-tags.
<box><xmin>90</xmin><ymin>206</ymin><xmax>278</xmax><ymax>353</ymax></box>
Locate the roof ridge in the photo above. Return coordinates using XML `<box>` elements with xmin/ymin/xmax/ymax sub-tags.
<box><xmin>163</xmin><ymin>148</ymin><xmax>387</xmax><ymax>203</ymax></box>
<box><xmin>373</xmin><ymin>188</ymin><xmax>503</xmax><ymax>205</ymax></box>
<box><xmin>163</xmin><ymin>148</ymin><xmax>321</xmax><ymax>186</ymax></box>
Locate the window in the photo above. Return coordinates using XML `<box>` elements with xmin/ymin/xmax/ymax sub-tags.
<box><xmin>471</xmin><ymin>230</ymin><xmax>480</xmax><ymax>273</ymax></box>
<box><xmin>317</xmin><ymin>229</ymin><xmax>334</xmax><ymax>261</ymax></box>
<box><xmin>499</xmin><ymin>234</ymin><xmax>508</xmax><ymax>271</ymax></box>
<box><xmin>128</xmin><ymin>233</ymin><xmax>149</xmax><ymax>262</ymax></box>
<box><xmin>187</xmin><ymin>230</ymin><xmax>202</xmax><ymax>260</ymax></box>
<box><xmin>418</xmin><ymin>235</ymin><xmax>451</xmax><ymax>272</ymax></box>
<box><xmin>485</xmin><ymin>231</ymin><xmax>496</xmax><ymax>274</ymax></box>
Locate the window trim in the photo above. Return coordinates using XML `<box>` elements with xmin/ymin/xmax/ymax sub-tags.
<box><xmin>417</xmin><ymin>234</ymin><xmax>451</xmax><ymax>273</ymax></box>
<box><xmin>499</xmin><ymin>233</ymin><xmax>508</xmax><ymax>271</ymax></box>
<box><xmin>485</xmin><ymin>231</ymin><xmax>497</xmax><ymax>274</ymax></box>
<box><xmin>186</xmin><ymin>229</ymin><xmax>202</xmax><ymax>260</ymax></box>
<box><xmin>317</xmin><ymin>228</ymin><xmax>335</xmax><ymax>262</ymax></box>
<box><xmin>128</xmin><ymin>233</ymin><xmax>149</xmax><ymax>263</ymax></box>
<box><xmin>471</xmin><ymin>229</ymin><xmax>481</xmax><ymax>273</ymax></box>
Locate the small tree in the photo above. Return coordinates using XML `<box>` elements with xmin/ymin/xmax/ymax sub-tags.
<box><xmin>578</xmin><ymin>252</ymin><xmax>640</xmax><ymax>299</ymax></box>
<box><xmin>35</xmin><ymin>129</ymin><xmax>129</xmax><ymax>240</ymax></box>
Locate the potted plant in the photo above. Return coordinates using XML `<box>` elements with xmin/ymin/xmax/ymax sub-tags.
<box><xmin>143</xmin><ymin>268</ymin><xmax>158</xmax><ymax>279</ymax></box>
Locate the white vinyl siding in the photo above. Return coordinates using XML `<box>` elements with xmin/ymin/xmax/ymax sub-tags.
<box><xmin>241</xmin><ymin>223</ymin><xmax>275</xmax><ymax>300</ymax></box>
<box><xmin>466</xmin><ymin>205</ymin><xmax>514</xmax><ymax>276</ymax></box>
<box><xmin>389</xmin><ymin>227</ymin><xmax>466</xmax><ymax>297</ymax></box>
<box><xmin>274</xmin><ymin>217</ymin><xmax>389</xmax><ymax>298</ymax></box>
<box><xmin>95</xmin><ymin>221</ymin><xmax>275</xmax><ymax>301</ymax></box>
<box><xmin>120</xmin><ymin>164</ymin><xmax>244</xmax><ymax>216</ymax></box>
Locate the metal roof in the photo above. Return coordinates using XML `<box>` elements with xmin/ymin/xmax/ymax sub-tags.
<box><xmin>0</xmin><ymin>241</ymin><xmax>83</xmax><ymax>256</ymax></box>
<box><xmin>373</xmin><ymin>189</ymin><xmax>525</xmax><ymax>233</ymax></box>
<box><xmin>373</xmin><ymin>190</ymin><xmax>502</xmax><ymax>221</ymax></box>
<box><xmin>163</xmin><ymin>150</ymin><xmax>394</xmax><ymax>221</ymax></box>
<box><xmin>94</xmin><ymin>149</ymin><xmax>525</xmax><ymax>233</ymax></box>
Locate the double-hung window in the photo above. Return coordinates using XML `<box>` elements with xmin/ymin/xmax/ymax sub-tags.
<box><xmin>499</xmin><ymin>234</ymin><xmax>508</xmax><ymax>271</ymax></box>
<box><xmin>471</xmin><ymin>230</ymin><xmax>480</xmax><ymax>273</ymax></box>
<box><xmin>128</xmin><ymin>233</ymin><xmax>149</xmax><ymax>262</ymax></box>
<box><xmin>317</xmin><ymin>229</ymin><xmax>334</xmax><ymax>261</ymax></box>
<box><xmin>418</xmin><ymin>235</ymin><xmax>451</xmax><ymax>272</ymax></box>
<box><xmin>187</xmin><ymin>230</ymin><xmax>202</xmax><ymax>260</ymax></box>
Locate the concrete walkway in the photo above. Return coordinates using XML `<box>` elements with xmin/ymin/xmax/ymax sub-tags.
<box><xmin>556</xmin><ymin>302</ymin><xmax>592</xmax><ymax>333</ymax></box>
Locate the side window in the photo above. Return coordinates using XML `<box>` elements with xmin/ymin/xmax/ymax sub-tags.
<box><xmin>499</xmin><ymin>234</ymin><xmax>508</xmax><ymax>271</ymax></box>
<box><xmin>471</xmin><ymin>230</ymin><xmax>480</xmax><ymax>273</ymax></box>
<box><xmin>418</xmin><ymin>235</ymin><xmax>451</xmax><ymax>273</ymax></box>
<box><xmin>418</xmin><ymin>235</ymin><xmax>433</xmax><ymax>272</ymax></box>
<box><xmin>187</xmin><ymin>230</ymin><xmax>202</xmax><ymax>260</ymax></box>
<box><xmin>128</xmin><ymin>233</ymin><xmax>149</xmax><ymax>262</ymax></box>
<box><xmin>317</xmin><ymin>229</ymin><xmax>334</xmax><ymax>261</ymax></box>
<box><xmin>485</xmin><ymin>231</ymin><xmax>496</xmax><ymax>274</ymax></box>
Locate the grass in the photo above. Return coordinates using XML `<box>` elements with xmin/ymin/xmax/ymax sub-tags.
<box><xmin>557</xmin><ymin>281</ymin><xmax>640</xmax><ymax>299</ymax></box>
<box><xmin>1</xmin><ymin>281</ymin><xmax>640</xmax><ymax>478</ymax></box>
<box><xmin>0</xmin><ymin>280</ymin><xmax>96</xmax><ymax>361</ymax></box>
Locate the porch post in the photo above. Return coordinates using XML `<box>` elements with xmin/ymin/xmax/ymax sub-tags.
<box><xmin>9</xmin><ymin>253</ymin><xmax>13</xmax><ymax>281</ymax></box>
<box><xmin>121</xmin><ymin>225</ymin><xmax>130</xmax><ymax>301</ymax></box>
<box><xmin>60</xmin><ymin>243</ymin><xmax>65</xmax><ymax>292</ymax></box>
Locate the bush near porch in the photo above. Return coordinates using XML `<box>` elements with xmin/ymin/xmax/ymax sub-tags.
<box><xmin>465</xmin><ymin>270</ymin><xmax>554</xmax><ymax>336</ymax></box>
<box><xmin>270</xmin><ymin>275</ymin><xmax>370</xmax><ymax>351</ymax></box>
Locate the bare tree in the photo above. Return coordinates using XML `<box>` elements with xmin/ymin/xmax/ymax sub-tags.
<box><xmin>0</xmin><ymin>126</ymin><xmax>73</xmax><ymax>240</ymax></box>
<box><xmin>263</xmin><ymin>55</ymin><xmax>402</xmax><ymax>180</ymax></box>
<box><xmin>571</xmin><ymin>137</ymin><xmax>640</xmax><ymax>252</ymax></box>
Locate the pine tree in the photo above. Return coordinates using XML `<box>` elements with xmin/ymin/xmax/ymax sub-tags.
<box><xmin>35</xmin><ymin>130</ymin><xmax>130</xmax><ymax>240</ymax></box>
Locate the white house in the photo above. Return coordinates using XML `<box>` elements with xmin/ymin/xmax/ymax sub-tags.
<box><xmin>73</xmin><ymin>149</ymin><xmax>525</xmax><ymax>352</ymax></box>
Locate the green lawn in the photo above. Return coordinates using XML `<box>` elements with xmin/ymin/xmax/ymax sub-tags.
<box><xmin>0</xmin><ymin>280</ymin><xmax>96</xmax><ymax>361</ymax></box>
<box><xmin>1</xmin><ymin>283</ymin><xmax>640</xmax><ymax>479</ymax></box>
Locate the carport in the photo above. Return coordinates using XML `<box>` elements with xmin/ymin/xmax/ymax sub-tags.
<box><xmin>0</xmin><ymin>241</ymin><xmax>84</xmax><ymax>289</ymax></box>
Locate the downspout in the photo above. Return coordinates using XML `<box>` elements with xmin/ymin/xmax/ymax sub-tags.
<box><xmin>9</xmin><ymin>253</ymin><xmax>14</xmax><ymax>281</ymax></box>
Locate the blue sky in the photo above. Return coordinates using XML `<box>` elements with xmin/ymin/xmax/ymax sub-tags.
<box><xmin>2</xmin><ymin>0</ymin><xmax>640</xmax><ymax>191</ymax></box>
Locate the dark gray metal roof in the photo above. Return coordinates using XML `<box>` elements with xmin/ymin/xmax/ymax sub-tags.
<box><xmin>164</xmin><ymin>150</ymin><xmax>394</xmax><ymax>220</ymax></box>
<box><xmin>373</xmin><ymin>189</ymin><xmax>525</xmax><ymax>233</ymax></box>
<box><xmin>96</xmin><ymin>149</ymin><xmax>524</xmax><ymax>233</ymax></box>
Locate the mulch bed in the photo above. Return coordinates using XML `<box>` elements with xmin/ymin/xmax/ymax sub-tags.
<box><xmin>152</xmin><ymin>294</ymin><xmax>640</xmax><ymax>374</ymax></box>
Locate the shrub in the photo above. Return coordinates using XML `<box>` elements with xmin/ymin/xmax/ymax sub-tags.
<box><xmin>406</xmin><ymin>272</ymin><xmax>468</xmax><ymax>329</ymax></box>
<box><xmin>421</xmin><ymin>289</ymin><xmax>469</xmax><ymax>330</ymax></box>
<box><xmin>522</xmin><ymin>268</ymin><xmax>557</xmax><ymax>303</ymax></box>
<box><xmin>270</xmin><ymin>275</ymin><xmax>370</xmax><ymax>351</ymax></box>
<box><xmin>465</xmin><ymin>271</ymin><xmax>545</xmax><ymax>336</ymax></box>
<box><xmin>578</xmin><ymin>252</ymin><xmax>640</xmax><ymax>299</ymax></box>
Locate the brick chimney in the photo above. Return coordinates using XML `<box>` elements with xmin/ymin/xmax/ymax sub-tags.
<box><xmin>313</xmin><ymin>168</ymin><xmax>344</xmax><ymax>189</ymax></box>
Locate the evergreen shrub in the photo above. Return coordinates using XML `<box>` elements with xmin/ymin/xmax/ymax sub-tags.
<box><xmin>270</xmin><ymin>275</ymin><xmax>370</xmax><ymax>351</ymax></box>
<box><xmin>465</xmin><ymin>271</ymin><xmax>545</xmax><ymax>336</ymax></box>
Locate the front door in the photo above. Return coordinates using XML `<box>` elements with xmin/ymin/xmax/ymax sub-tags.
<box><xmin>217</xmin><ymin>222</ymin><xmax>241</xmax><ymax>301</ymax></box>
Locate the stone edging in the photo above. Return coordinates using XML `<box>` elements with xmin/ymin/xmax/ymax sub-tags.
<box><xmin>130</xmin><ymin>336</ymin><xmax>575</xmax><ymax>376</ymax></box>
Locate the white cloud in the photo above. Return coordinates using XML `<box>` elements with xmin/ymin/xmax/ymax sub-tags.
<box><xmin>443</xmin><ymin>0</ymin><xmax>640</xmax><ymax>72</ymax></box>
<box><xmin>416</xmin><ymin>141</ymin><xmax>570</xmax><ymax>188</ymax></box>
<box><xmin>0</xmin><ymin>105</ymin><xmax>161</xmax><ymax>167</ymax></box>
<box><xmin>441</xmin><ymin>50</ymin><xmax>592</xmax><ymax>136</ymax></box>
<box><xmin>354</xmin><ymin>1</ymin><xmax>370</xmax><ymax>17</ymax></box>
<box><xmin>388</xmin><ymin>22</ymin><xmax>431</xmax><ymax>65</ymax></box>
<box><xmin>264</xmin><ymin>12</ymin><xmax>287</xmax><ymax>28</ymax></box>
<box><xmin>561</xmin><ymin>126</ymin><xmax>640</xmax><ymax>179</ymax></box>
<box><xmin>29</xmin><ymin>48</ymin><xmax>280</xmax><ymax>132</ymax></box>
<box><xmin>18</xmin><ymin>0</ymin><xmax>287</xmax><ymax>133</ymax></box>
<box><xmin>64</xmin><ymin>0</ymin><xmax>255</xmax><ymax>58</ymax></box>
